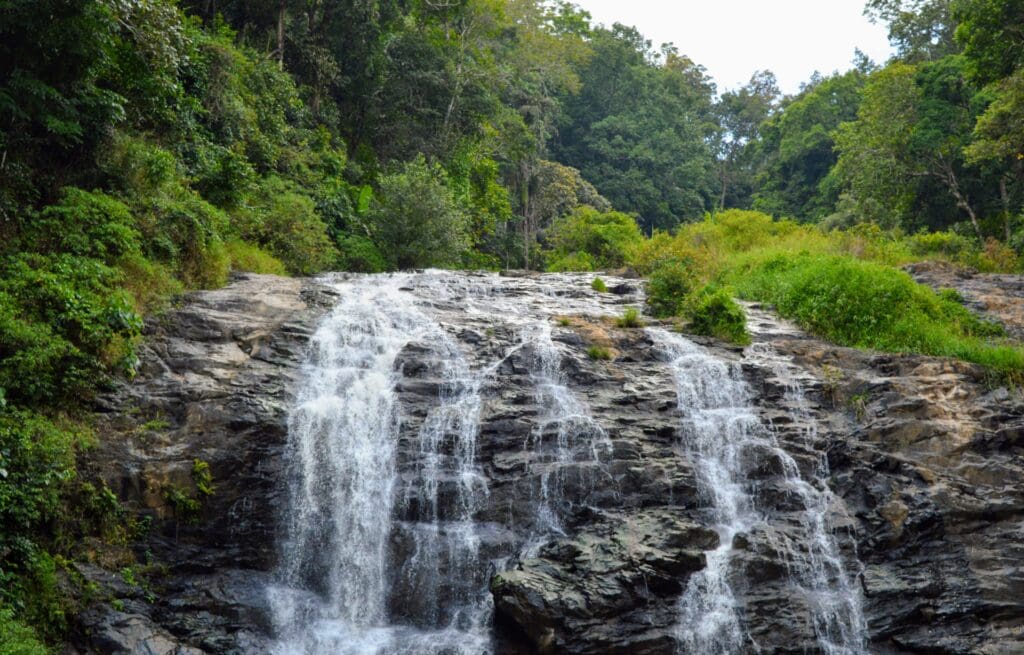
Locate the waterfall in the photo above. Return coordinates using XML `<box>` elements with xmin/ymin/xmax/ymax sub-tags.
<box><xmin>649</xmin><ymin>329</ymin><xmax>866</xmax><ymax>655</ymax></box>
<box><xmin>267</xmin><ymin>273</ymin><xmax>493</xmax><ymax>655</ymax></box>
<box><xmin>745</xmin><ymin>343</ymin><xmax>868</xmax><ymax>654</ymax></box>
<box><xmin>264</xmin><ymin>270</ymin><xmax>863</xmax><ymax>655</ymax></box>
<box><xmin>520</xmin><ymin>321</ymin><xmax>612</xmax><ymax>547</ymax></box>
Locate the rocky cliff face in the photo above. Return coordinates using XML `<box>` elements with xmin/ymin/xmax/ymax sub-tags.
<box><xmin>72</xmin><ymin>270</ymin><xmax>1024</xmax><ymax>655</ymax></box>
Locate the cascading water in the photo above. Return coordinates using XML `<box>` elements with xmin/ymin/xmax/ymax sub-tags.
<box><xmin>649</xmin><ymin>329</ymin><xmax>866</xmax><ymax>655</ymax></box>
<box><xmin>267</xmin><ymin>273</ymin><xmax>494</xmax><ymax>655</ymax></box>
<box><xmin>266</xmin><ymin>269</ymin><xmax>864</xmax><ymax>655</ymax></box>
<box><xmin>520</xmin><ymin>321</ymin><xmax>612</xmax><ymax>544</ymax></box>
<box><xmin>745</xmin><ymin>343</ymin><xmax>868</xmax><ymax>654</ymax></box>
<box><xmin>267</xmin><ymin>271</ymin><xmax>628</xmax><ymax>655</ymax></box>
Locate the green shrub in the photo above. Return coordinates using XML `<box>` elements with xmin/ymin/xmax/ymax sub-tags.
<box><xmin>0</xmin><ymin>254</ymin><xmax>142</xmax><ymax>404</ymax></box>
<box><xmin>0</xmin><ymin>607</ymin><xmax>47</xmax><ymax>655</ymax></box>
<box><xmin>587</xmin><ymin>345</ymin><xmax>613</xmax><ymax>360</ymax></box>
<box><xmin>732</xmin><ymin>253</ymin><xmax>1023</xmax><ymax>380</ymax></box>
<box><xmin>192</xmin><ymin>459</ymin><xmax>215</xmax><ymax>497</ymax></box>
<box><xmin>337</xmin><ymin>234</ymin><xmax>387</xmax><ymax>273</ymax></box>
<box><xmin>546</xmin><ymin>251</ymin><xmax>595</xmax><ymax>272</ymax></box>
<box><xmin>237</xmin><ymin>178</ymin><xmax>338</xmax><ymax>276</ymax></box>
<box><xmin>137</xmin><ymin>191</ymin><xmax>231</xmax><ymax>289</ymax></box>
<box><xmin>616</xmin><ymin>307</ymin><xmax>644</xmax><ymax>328</ymax></box>
<box><xmin>646</xmin><ymin>261</ymin><xmax>695</xmax><ymax>318</ymax></box>
<box><xmin>225</xmin><ymin>240</ymin><xmax>287</xmax><ymax>275</ymax></box>
<box><xmin>0</xmin><ymin>412</ymin><xmax>79</xmax><ymax>641</ymax></box>
<box><xmin>907</xmin><ymin>230</ymin><xmax>976</xmax><ymax>259</ymax></box>
<box><xmin>546</xmin><ymin>206</ymin><xmax>643</xmax><ymax>270</ymax></box>
<box><xmin>26</xmin><ymin>188</ymin><xmax>140</xmax><ymax>264</ymax></box>
<box><xmin>591</xmin><ymin>277</ymin><xmax>608</xmax><ymax>292</ymax></box>
<box><xmin>367</xmin><ymin>157</ymin><xmax>469</xmax><ymax>270</ymax></box>
<box><xmin>688</xmin><ymin>287</ymin><xmax>750</xmax><ymax>345</ymax></box>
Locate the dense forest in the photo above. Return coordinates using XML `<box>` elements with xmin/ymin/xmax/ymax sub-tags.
<box><xmin>2</xmin><ymin>0</ymin><xmax>1024</xmax><ymax>649</ymax></box>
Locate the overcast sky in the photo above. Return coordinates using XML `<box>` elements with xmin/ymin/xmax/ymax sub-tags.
<box><xmin>572</xmin><ymin>0</ymin><xmax>894</xmax><ymax>95</ymax></box>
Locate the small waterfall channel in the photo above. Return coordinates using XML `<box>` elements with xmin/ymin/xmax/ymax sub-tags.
<box><xmin>266</xmin><ymin>270</ymin><xmax>867</xmax><ymax>654</ymax></box>
<box><xmin>649</xmin><ymin>329</ymin><xmax>867</xmax><ymax>654</ymax></box>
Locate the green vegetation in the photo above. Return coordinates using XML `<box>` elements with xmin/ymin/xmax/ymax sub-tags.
<box><xmin>688</xmin><ymin>287</ymin><xmax>751</xmax><ymax>345</ymax></box>
<box><xmin>591</xmin><ymin>277</ymin><xmax>608</xmax><ymax>293</ymax></box>
<box><xmin>546</xmin><ymin>207</ymin><xmax>644</xmax><ymax>272</ymax></box>
<box><xmin>587</xmin><ymin>346</ymin><xmax>613</xmax><ymax>361</ymax></box>
<box><xmin>3</xmin><ymin>0</ymin><xmax>1024</xmax><ymax>646</ymax></box>
<box><xmin>0</xmin><ymin>608</ymin><xmax>48</xmax><ymax>655</ymax></box>
<box><xmin>616</xmin><ymin>308</ymin><xmax>644</xmax><ymax>329</ymax></box>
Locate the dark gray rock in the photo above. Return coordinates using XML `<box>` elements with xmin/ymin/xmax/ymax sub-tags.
<box><xmin>72</xmin><ymin>271</ymin><xmax>1024</xmax><ymax>655</ymax></box>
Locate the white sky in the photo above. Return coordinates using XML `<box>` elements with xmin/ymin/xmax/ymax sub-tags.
<box><xmin>572</xmin><ymin>0</ymin><xmax>895</xmax><ymax>95</ymax></box>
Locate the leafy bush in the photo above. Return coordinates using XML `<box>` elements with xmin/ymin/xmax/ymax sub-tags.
<box><xmin>688</xmin><ymin>286</ymin><xmax>750</xmax><ymax>345</ymax></box>
<box><xmin>591</xmin><ymin>277</ymin><xmax>608</xmax><ymax>292</ymax></box>
<box><xmin>907</xmin><ymin>230</ymin><xmax>977</xmax><ymax>259</ymax></box>
<box><xmin>225</xmin><ymin>241</ymin><xmax>287</xmax><ymax>275</ymax></box>
<box><xmin>136</xmin><ymin>191</ymin><xmax>231</xmax><ymax>289</ymax></box>
<box><xmin>546</xmin><ymin>206</ymin><xmax>643</xmax><ymax>270</ymax></box>
<box><xmin>367</xmin><ymin>157</ymin><xmax>469</xmax><ymax>270</ymax></box>
<box><xmin>546</xmin><ymin>251</ymin><xmax>596</xmax><ymax>272</ymax></box>
<box><xmin>25</xmin><ymin>188</ymin><xmax>140</xmax><ymax>264</ymax></box>
<box><xmin>0</xmin><ymin>607</ymin><xmax>47</xmax><ymax>655</ymax></box>
<box><xmin>646</xmin><ymin>261</ymin><xmax>696</xmax><ymax>318</ymax></box>
<box><xmin>337</xmin><ymin>234</ymin><xmax>387</xmax><ymax>273</ymax></box>
<box><xmin>0</xmin><ymin>411</ymin><xmax>78</xmax><ymax>557</ymax></box>
<box><xmin>234</xmin><ymin>178</ymin><xmax>338</xmax><ymax>276</ymax></box>
<box><xmin>0</xmin><ymin>254</ymin><xmax>142</xmax><ymax>404</ymax></box>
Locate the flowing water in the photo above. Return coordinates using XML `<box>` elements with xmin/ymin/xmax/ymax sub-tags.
<box><xmin>267</xmin><ymin>271</ymin><xmax>865</xmax><ymax>655</ymax></box>
<box><xmin>649</xmin><ymin>329</ymin><xmax>866</xmax><ymax>655</ymax></box>
<box><xmin>267</xmin><ymin>273</ymin><xmax>493</xmax><ymax>654</ymax></box>
<box><xmin>267</xmin><ymin>271</ymin><xmax>625</xmax><ymax>655</ymax></box>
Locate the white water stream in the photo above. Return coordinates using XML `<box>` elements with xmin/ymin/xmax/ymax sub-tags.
<box><xmin>650</xmin><ymin>329</ymin><xmax>867</xmax><ymax>655</ymax></box>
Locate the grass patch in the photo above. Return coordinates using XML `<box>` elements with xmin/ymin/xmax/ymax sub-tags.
<box><xmin>591</xmin><ymin>277</ymin><xmax>608</xmax><ymax>292</ymax></box>
<box><xmin>729</xmin><ymin>252</ymin><xmax>1022</xmax><ymax>381</ymax></box>
<box><xmin>615</xmin><ymin>307</ymin><xmax>644</xmax><ymax>328</ymax></box>
<box><xmin>587</xmin><ymin>345</ymin><xmax>613</xmax><ymax>360</ymax></box>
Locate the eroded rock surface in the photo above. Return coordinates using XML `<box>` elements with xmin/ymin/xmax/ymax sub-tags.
<box><xmin>73</xmin><ymin>270</ymin><xmax>1024</xmax><ymax>655</ymax></box>
<box><xmin>907</xmin><ymin>260</ymin><xmax>1024</xmax><ymax>337</ymax></box>
<box><xmin>74</xmin><ymin>274</ymin><xmax>334</xmax><ymax>654</ymax></box>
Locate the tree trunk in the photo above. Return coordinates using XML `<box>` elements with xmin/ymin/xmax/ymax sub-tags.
<box><xmin>277</xmin><ymin>0</ymin><xmax>286</xmax><ymax>69</ymax></box>
<box><xmin>940</xmin><ymin>160</ymin><xmax>983</xmax><ymax>240</ymax></box>
<box><xmin>719</xmin><ymin>165</ymin><xmax>728</xmax><ymax>211</ymax></box>
<box><xmin>1000</xmin><ymin>174</ymin><xmax>1012</xmax><ymax>242</ymax></box>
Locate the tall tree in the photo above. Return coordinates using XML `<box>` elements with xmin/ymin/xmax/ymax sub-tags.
<box><xmin>865</xmin><ymin>0</ymin><xmax>959</xmax><ymax>61</ymax></box>
<box><xmin>753</xmin><ymin>69</ymin><xmax>867</xmax><ymax>221</ymax></box>
<box><xmin>553</xmin><ymin>25</ymin><xmax>717</xmax><ymax>231</ymax></box>
<box><xmin>714</xmin><ymin>70</ymin><xmax>780</xmax><ymax>210</ymax></box>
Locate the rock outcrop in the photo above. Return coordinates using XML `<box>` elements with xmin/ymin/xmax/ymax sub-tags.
<box><xmin>74</xmin><ymin>274</ymin><xmax>334</xmax><ymax>654</ymax></box>
<box><xmin>72</xmin><ymin>270</ymin><xmax>1024</xmax><ymax>654</ymax></box>
<box><xmin>907</xmin><ymin>260</ymin><xmax>1024</xmax><ymax>337</ymax></box>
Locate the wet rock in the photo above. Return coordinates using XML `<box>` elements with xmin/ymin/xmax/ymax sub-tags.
<box><xmin>72</xmin><ymin>270</ymin><xmax>1024</xmax><ymax>655</ymax></box>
